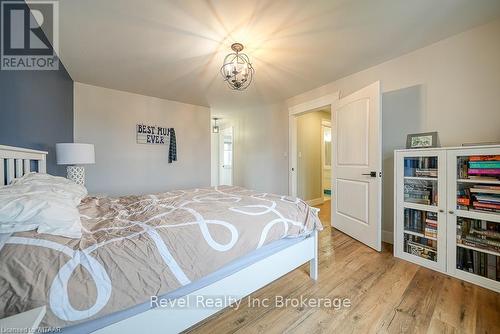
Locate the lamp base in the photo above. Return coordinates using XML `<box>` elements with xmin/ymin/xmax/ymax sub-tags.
<box><xmin>67</xmin><ymin>166</ymin><xmax>85</xmax><ymax>185</ymax></box>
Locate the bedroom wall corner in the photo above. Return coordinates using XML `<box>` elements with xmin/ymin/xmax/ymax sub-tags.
<box><xmin>211</xmin><ymin>102</ymin><xmax>289</xmax><ymax>195</ymax></box>
<box><xmin>74</xmin><ymin>83</ymin><xmax>211</xmax><ymax>196</ymax></box>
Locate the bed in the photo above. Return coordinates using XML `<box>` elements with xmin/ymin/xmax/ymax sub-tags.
<box><xmin>0</xmin><ymin>145</ymin><xmax>321</xmax><ymax>333</ymax></box>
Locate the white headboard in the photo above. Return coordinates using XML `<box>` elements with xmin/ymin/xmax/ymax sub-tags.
<box><xmin>0</xmin><ymin>145</ymin><xmax>48</xmax><ymax>186</ymax></box>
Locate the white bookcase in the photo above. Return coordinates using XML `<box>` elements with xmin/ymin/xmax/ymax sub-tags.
<box><xmin>394</xmin><ymin>145</ymin><xmax>500</xmax><ymax>292</ymax></box>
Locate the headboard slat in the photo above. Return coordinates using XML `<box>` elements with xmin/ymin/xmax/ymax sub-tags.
<box><xmin>39</xmin><ymin>160</ymin><xmax>47</xmax><ymax>173</ymax></box>
<box><xmin>23</xmin><ymin>159</ymin><xmax>31</xmax><ymax>174</ymax></box>
<box><xmin>0</xmin><ymin>160</ymin><xmax>4</xmax><ymax>186</ymax></box>
<box><xmin>0</xmin><ymin>145</ymin><xmax>48</xmax><ymax>186</ymax></box>
<box><xmin>15</xmin><ymin>159</ymin><xmax>23</xmax><ymax>178</ymax></box>
<box><xmin>6</xmin><ymin>159</ymin><xmax>15</xmax><ymax>184</ymax></box>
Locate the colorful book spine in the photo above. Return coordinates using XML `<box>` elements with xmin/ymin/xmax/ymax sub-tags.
<box><xmin>457</xmin><ymin>197</ymin><xmax>470</xmax><ymax>206</ymax></box>
<box><xmin>469</xmin><ymin>161</ymin><xmax>500</xmax><ymax>169</ymax></box>
<box><xmin>469</xmin><ymin>188</ymin><xmax>500</xmax><ymax>195</ymax></box>
<box><xmin>472</xmin><ymin>202</ymin><xmax>500</xmax><ymax>210</ymax></box>
<box><xmin>469</xmin><ymin>155</ymin><xmax>500</xmax><ymax>161</ymax></box>
<box><xmin>467</xmin><ymin>168</ymin><xmax>500</xmax><ymax>175</ymax></box>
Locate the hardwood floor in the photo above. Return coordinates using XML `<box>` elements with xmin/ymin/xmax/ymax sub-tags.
<box><xmin>187</xmin><ymin>200</ymin><xmax>499</xmax><ymax>333</ymax></box>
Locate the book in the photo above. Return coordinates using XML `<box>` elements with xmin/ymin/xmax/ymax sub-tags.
<box><xmin>470</xmin><ymin>188</ymin><xmax>500</xmax><ymax>195</ymax></box>
<box><xmin>469</xmin><ymin>161</ymin><xmax>500</xmax><ymax>169</ymax></box>
<box><xmin>415</xmin><ymin>168</ymin><xmax>438</xmax><ymax>177</ymax></box>
<box><xmin>457</xmin><ymin>197</ymin><xmax>470</xmax><ymax>206</ymax></box>
<box><xmin>487</xmin><ymin>254</ymin><xmax>496</xmax><ymax>280</ymax></box>
<box><xmin>467</xmin><ymin>175</ymin><xmax>500</xmax><ymax>181</ymax></box>
<box><xmin>469</xmin><ymin>155</ymin><xmax>500</xmax><ymax>161</ymax></box>
<box><xmin>472</xmin><ymin>202</ymin><xmax>500</xmax><ymax>210</ymax></box>
<box><xmin>467</xmin><ymin>168</ymin><xmax>500</xmax><ymax>175</ymax></box>
<box><xmin>474</xmin><ymin>195</ymin><xmax>500</xmax><ymax>203</ymax></box>
<box><xmin>472</xmin><ymin>185</ymin><xmax>500</xmax><ymax>190</ymax></box>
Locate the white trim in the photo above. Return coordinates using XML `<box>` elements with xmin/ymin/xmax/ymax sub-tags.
<box><xmin>0</xmin><ymin>145</ymin><xmax>48</xmax><ymax>155</ymax></box>
<box><xmin>94</xmin><ymin>232</ymin><xmax>319</xmax><ymax>334</ymax></box>
<box><xmin>307</xmin><ymin>197</ymin><xmax>324</xmax><ymax>206</ymax></box>
<box><xmin>288</xmin><ymin>94</ymin><xmax>339</xmax><ymax>116</ymax></box>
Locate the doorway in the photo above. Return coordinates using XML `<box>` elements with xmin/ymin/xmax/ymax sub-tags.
<box><xmin>294</xmin><ymin>108</ymin><xmax>332</xmax><ymax>206</ymax></box>
<box><xmin>211</xmin><ymin>124</ymin><xmax>234</xmax><ymax>187</ymax></box>
<box><xmin>219</xmin><ymin>127</ymin><xmax>233</xmax><ymax>186</ymax></box>
<box><xmin>288</xmin><ymin>82</ymin><xmax>382</xmax><ymax>251</ymax></box>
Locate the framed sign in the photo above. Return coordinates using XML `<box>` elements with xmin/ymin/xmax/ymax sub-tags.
<box><xmin>406</xmin><ymin>132</ymin><xmax>438</xmax><ymax>149</ymax></box>
<box><xmin>136</xmin><ymin>124</ymin><xmax>170</xmax><ymax>145</ymax></box>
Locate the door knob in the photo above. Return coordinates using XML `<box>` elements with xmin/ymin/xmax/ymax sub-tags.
<box><xmin>362</xmin><ymin>171</ymin><xmax>377</xmax><ymax>177</ymax></box>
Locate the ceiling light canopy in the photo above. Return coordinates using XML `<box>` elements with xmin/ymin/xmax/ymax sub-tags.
<box><xmin>220</xmin><ymin>43</ymin><xmax>254</xmax><ymax>91</ymax></box>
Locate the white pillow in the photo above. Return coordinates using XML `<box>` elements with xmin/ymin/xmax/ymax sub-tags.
<box><xmin>12</xmin><ymin>172</ymin><xmax>87</xmax><ymax>205</ymax></box>
<box><xmin>0</xmin><ymin>173</ymin><xmax>87</xmax><ymax>239</ymax></box>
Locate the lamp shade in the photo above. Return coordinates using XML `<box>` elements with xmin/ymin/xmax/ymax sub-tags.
<box><xmin>56</xmin><ymin>143</ymin><xmax>95</xmax><ymax>165</ymax></box>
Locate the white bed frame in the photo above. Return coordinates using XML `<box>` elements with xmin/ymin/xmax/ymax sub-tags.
<box><xmin>0</xmin><ymin>145</ymin><xmax>47</xmax><ymax>185</ymax></box>
<box><xmin>0</xmin><ymin>145</ymin><xmax>319</xmax><ymax>334</ymax></box>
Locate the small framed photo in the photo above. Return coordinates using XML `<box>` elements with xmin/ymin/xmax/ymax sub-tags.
<box><xmin>406</xmin><ymin>132</ymin><xmax>438</xmax><ymax>149</ymax></box>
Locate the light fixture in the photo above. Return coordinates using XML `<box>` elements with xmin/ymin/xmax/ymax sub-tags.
<box><xmin>212</xmin><ymin>118</ymin><xmax>220</xmax><ymax>133</ymax></box>
<box><xmin>220</xmin><ymin>43</ymin><xmax>255</xmax><ymax>90</ymax></box>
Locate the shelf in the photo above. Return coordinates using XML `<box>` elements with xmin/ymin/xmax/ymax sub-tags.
<box><xmin>454</xmin><ymin>268</ymin><xmax>500</xmax><ymax>292</ymax></box>
<box><xmin>404</xmin><ymin>229</ymin><xmax>437</xmax><ymax>241</ymax></box>
<box><xmin>457</xmin><ymin>178</ymin><xmax>500</xmax><ymax>185</ymax></box>
<box><xmin>404</xmin><ymin>176</ymin><xmax>437</xmax><ymax>181</ymax></box>
<box><xmin>455</xmin><ymin>209</ymin><xmax>500</xmax><ymax>222</ymax></box>
<box><xmin>403</xmin><ymin>202</ymin><xmax>439</xmax><ymax>213</ymax></box>
<box><xmin>456</xmin><ymin>243</ymin><xmax>500</xmax><ymax>257</ymax></box>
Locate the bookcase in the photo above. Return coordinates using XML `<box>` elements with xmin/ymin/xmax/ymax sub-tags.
<box><xmin>394</xmin><ymin>145</ymin><xmax>500</xmax><ymax>292</ymax></box>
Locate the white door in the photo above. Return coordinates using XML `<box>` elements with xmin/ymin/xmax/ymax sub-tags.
<box><xmin>332</xmin><ymin>81</ymin><xmax>382</xmax><ymax>251</ymax></box>
<box><xmin>219</xmin><ymin>127</ymin><xmax>233</xmax><ymax>186</ymax></box>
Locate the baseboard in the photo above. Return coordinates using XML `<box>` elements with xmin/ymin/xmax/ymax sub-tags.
<box><xmin>306</xmin><ymin>198</ymin><xmax>324</xmax><ymax>206</ymax></box>
<box><xmin>382</xmin><ymin>230</ymin><xmax>393</xmax><ymax>244</ymax></box>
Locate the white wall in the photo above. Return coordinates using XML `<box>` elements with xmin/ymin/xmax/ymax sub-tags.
<box><xmin>74</xmin><ymin>83</ymin><xmax>211</xmax><ymax>196</ymax></box>
<box><xmin>211</xmin><ymin>103</ymin><xmax>289</xmax><ymax>195</ymax></box>
<box><xmin>287</xmin><ymin>18</ymin><xmax>500</xmax><ymax>242</ymax></box>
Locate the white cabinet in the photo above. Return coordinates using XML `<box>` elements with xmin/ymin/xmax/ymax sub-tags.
<box><xmin>394</xmin><ymin>145</ymin><xmax>500</xmax><ymax>292</ymax></box>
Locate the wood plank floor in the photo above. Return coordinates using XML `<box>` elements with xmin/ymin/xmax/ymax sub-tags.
<box><xmin>186</xmin><ymin>201</ymin><xmax>500</xmax><ymax>334</ymax></box>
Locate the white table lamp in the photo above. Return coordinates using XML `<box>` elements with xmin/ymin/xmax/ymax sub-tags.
<box><xmin>56</xmin><ymin>143</ymin><xmax>95</xmax><ymax>185</ymax></box>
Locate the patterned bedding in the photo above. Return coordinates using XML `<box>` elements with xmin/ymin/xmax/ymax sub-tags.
<box><xmin>0</xmin><ymin>186</ymin><xmax>322</xmax><ymax>328</ymax></box>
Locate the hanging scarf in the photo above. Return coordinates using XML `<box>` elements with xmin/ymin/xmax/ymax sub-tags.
<box><xmin>168</xmin><ymin>128</ymin><xmax>177</xmax><ymax>163</ymax></box>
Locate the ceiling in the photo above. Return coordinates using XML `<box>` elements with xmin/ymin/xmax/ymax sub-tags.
<box><xmin>53</xmin><ymin>0</ymin><xmax>500</xmax><ymax>108</ymax></box>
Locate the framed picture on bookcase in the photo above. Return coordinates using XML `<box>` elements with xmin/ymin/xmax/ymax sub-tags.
<box><xmin>406</xmin><ymin>132</ymin><xmax>438</xmax><ymax>149</ymax></box>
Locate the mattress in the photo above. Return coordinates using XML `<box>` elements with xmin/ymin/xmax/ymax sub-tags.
<box><xmin>0</xmin><ymin>186</ymin><xmax>322</xmax><ymax>330</ymax></box>
<box><xmin>62</xmin><ymin>236</ymin><xmax>306</xmax><ymax>333</ymax></box>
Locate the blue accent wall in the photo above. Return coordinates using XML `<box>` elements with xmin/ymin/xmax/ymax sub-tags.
<box><xmin>0</xmin><ymin>0</ymin><xmax>73</xmax><ymax>176</ymax></box>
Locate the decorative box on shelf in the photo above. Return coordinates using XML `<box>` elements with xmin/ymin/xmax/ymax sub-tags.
<box><xmin>394</xmin><ymin>144</ymin><xmax>500</xmax><ymax>292</ymax></box>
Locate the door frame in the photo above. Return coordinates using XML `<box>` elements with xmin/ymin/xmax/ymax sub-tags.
<box><xmin>288</xmin><ymin>92</ymin><xmax>340</xmax><ymax>202</ymax></box>
<box><xmin>218</xmin><ymin>126</ymin><xmax>234</xmax><ymax>186</ymax></box>
<box><xmin>320</xmin><ymin>120</ymin><xmax>332</xmax><ymax>203</ymax></box>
